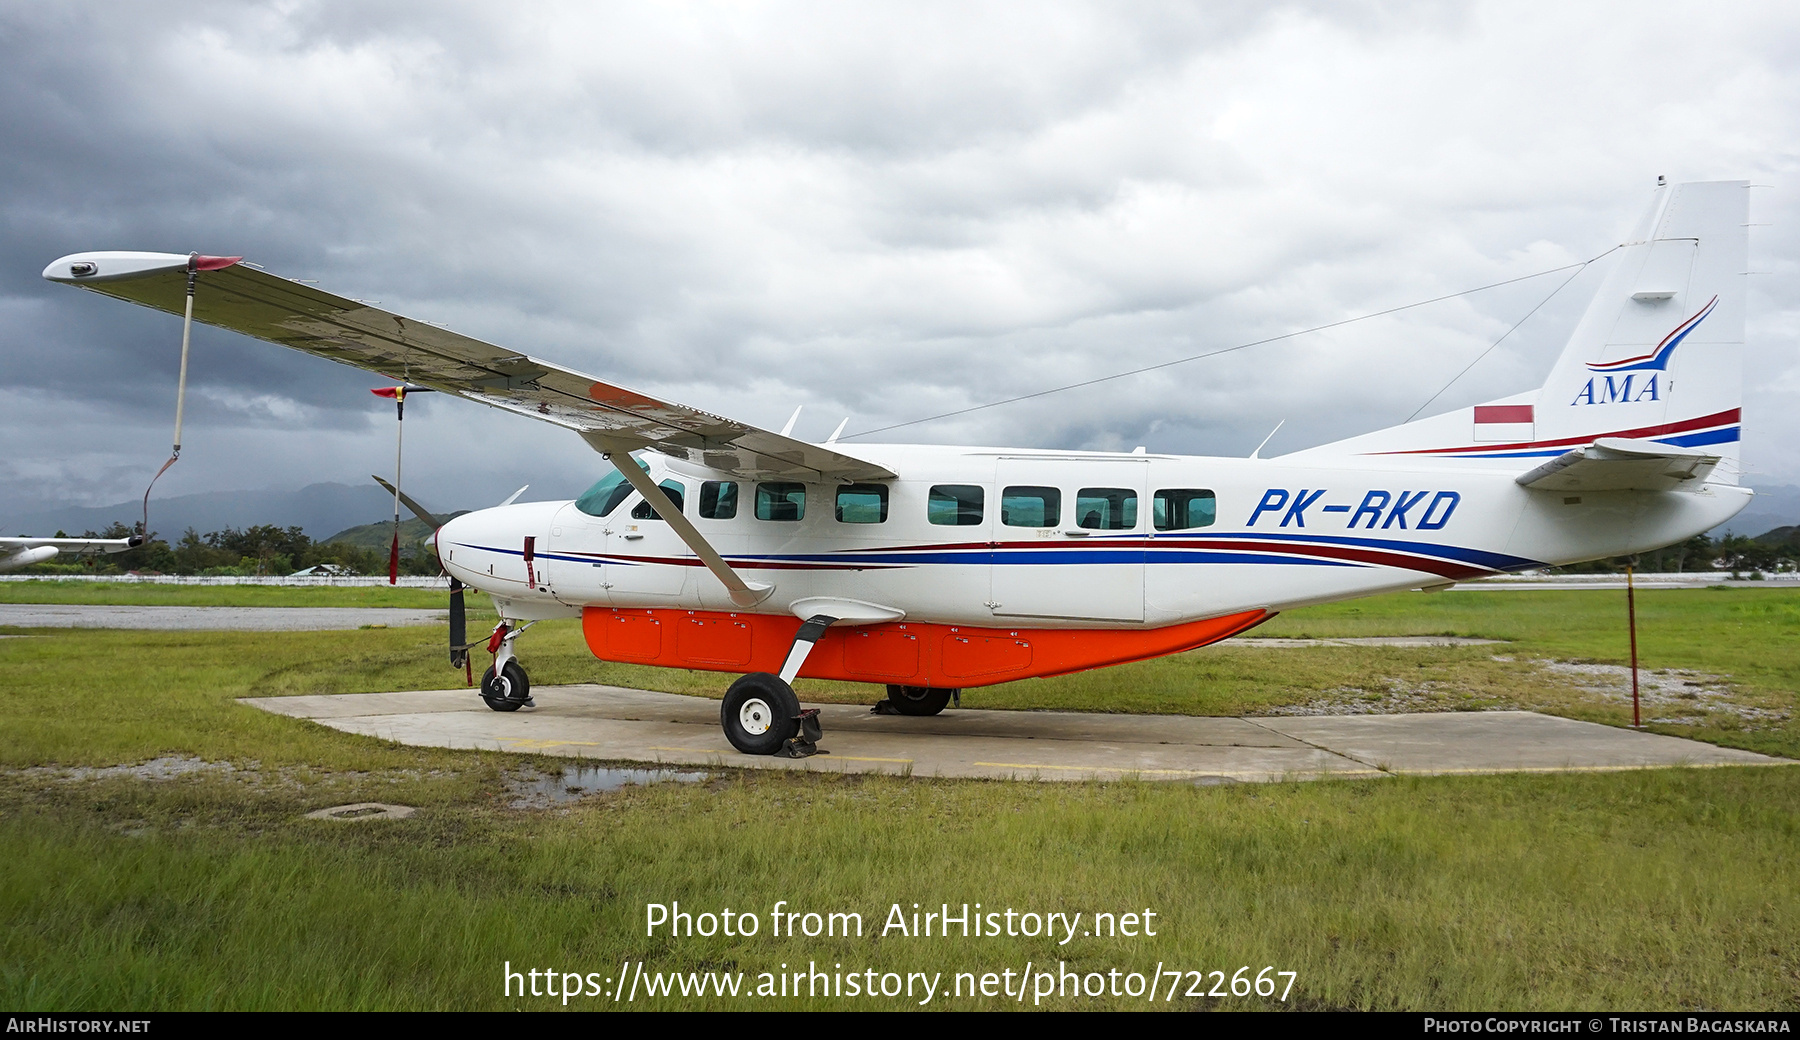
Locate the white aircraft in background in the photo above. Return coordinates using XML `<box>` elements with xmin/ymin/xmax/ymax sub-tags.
<box><xmin>44</xmin><ymin>180</ymin><xmax>1752</xmax><ymax>756</ymax></box>
<box><xmin>1</xmin><ymin>534</ymin><xmax>145</xmax><ymax>573</ymax></box>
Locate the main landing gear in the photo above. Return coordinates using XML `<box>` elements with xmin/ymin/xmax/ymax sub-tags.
<box><xmin>716</xmin><ymin>615</ymin><xmax>835</xmax><ymax>757</ymax></box>
<box><xmin>480</xmin><ymin>621</ymin><xmax>534</xmax><ymax>711</ymax></box>
<box><xmin>878</xmin><ymin>685</ymin><xmax>957</xmax><ymax>716</ymax></box>
<box><xmin>720</xmin><ymin>672</ymin><xmax>823</xmax><ymax>757</ymax></box>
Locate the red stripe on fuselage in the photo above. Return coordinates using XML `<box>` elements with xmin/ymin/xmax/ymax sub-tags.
<box><xmin>1373</xmin><ymin>408</ymin><xmax>1739</xmax><ymax>457</ymax></box>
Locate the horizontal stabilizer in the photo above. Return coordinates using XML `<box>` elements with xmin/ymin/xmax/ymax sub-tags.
<box><xmin>1515</xmin><ymin>438</ymin><xmax>1719</xmax><ymax>492</ymax></box>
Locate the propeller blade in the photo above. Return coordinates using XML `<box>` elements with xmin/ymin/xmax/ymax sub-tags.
<box><xmin>371</xmin><ymin>475</ymin><xmax>445</xmax><ymax>529</ymax></box>
<box><xmin>448</xmin><ymin>576</ymin><xmax>467</xmax><ymax>669</ymax></box>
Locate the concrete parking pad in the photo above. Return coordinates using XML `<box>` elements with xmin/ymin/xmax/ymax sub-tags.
<box><xmin>242</xmin><ymin>685</ymin><xmax>1789</xmax><ymax>783</ymax></box>
<box><xmin>1258</xmin><ymin>711</ymin><xmax>1778</xmax><ymax>775</ymax></box>
<box><xmin>0</xmin><ymin>604</ymin><xmax>445</xmax><ymax>630</ymax></box>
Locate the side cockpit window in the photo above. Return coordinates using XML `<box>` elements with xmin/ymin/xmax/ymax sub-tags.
<box><xmin>631</xmin><ymin>480</ymin><xmax>686</xmax><ymax>520</ymax></box>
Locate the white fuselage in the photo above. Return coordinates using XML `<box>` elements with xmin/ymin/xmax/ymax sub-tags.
<box><xmin>437</xmin><ymin>443</ymin><xmax>1752</xmax><ymax>628</ymax></box>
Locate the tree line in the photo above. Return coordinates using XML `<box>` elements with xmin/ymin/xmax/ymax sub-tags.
<box><xmin>1529</xmin><ymin>531</ymin><xmax>1799</xmax><ymax>576</ymax></box>
<box><xmin>18</xmin><ymin>522</ymin><xmax>442</xmax><ymax>577</ymax></box>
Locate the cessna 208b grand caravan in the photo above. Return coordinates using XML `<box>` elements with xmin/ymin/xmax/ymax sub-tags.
<box><xmin>44</xmin><ymin>180</ymin><xmax>1752</xmax><ymax>755</ymax></box>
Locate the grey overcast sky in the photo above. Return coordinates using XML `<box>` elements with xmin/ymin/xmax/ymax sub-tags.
<box><xmin>2</xmin><ymin>1</ymin><xmax>1796</xmax><ymax>519</ymax></box>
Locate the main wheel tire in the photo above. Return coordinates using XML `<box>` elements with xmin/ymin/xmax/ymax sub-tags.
<box><xmin>885</xmin><ymin>684</ymin><xmax>954</xmax><ymax>716</ymax></box>
<box><xmin>481</xmin><ymin>661</ymin><xmax>530</xmax><ymax>712</ymax></box>
<box><xmin>721</xmin><ymin>672</ymin><xmax>801</xmax><ymax>755</ymax></box>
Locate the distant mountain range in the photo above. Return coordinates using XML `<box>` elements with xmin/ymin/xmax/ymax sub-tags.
<box><xmin>5</xmin><ymin>479</ymin><xmax>1797</xmax><ymax>544</ymax></box>
<box><xmin>324</xmin><ymin>513</ymin><xmax>472</xmax><ymax>548</ymax></box>
<box><xmin>1713</xmin><ymin>483</ymin><xmax>1800</xmax><ymax>538</ymax></box>
<box><xmin>0</xmin><ymin>482</ymin><xmax>465</xmax><ymax>542</ymax></box>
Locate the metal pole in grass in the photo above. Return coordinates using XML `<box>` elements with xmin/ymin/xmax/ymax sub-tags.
<box><xmin>1627</xmin><ymin>555</ymin><xmax>1641</xmax><ymax>729</ymax></box>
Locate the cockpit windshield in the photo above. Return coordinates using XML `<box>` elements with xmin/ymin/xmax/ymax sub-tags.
<box><xmin>574</xmin><ymin>458</ymin><xmax>651</xmax><ymax>517</ymax></box>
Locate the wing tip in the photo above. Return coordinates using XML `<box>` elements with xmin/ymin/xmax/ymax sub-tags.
<box><xmin>43</xmin><ymin>251</ymin><xmax>240</xmax><ymax>284</ymax></box>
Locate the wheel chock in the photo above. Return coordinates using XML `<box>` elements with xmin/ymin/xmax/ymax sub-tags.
<box><xmin>777</xmin><ymin>708</ymin><xmax>827</xmax><ymax>758</ymax></box>
<box><xmin>870</xmin><ymin>699</ymin><xmax>901</xmax><ymax>715</ymax></box>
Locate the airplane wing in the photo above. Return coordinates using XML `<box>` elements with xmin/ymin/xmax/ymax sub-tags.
<box><xmin>1515</xmin><ymin>438</ymin><xmax>1721</xmax><ymax>492</ymax></box>
<box><xmin>42</xmin><ymin>252</ymin><xmax>895</xmax><ymax>483</ymax></box>
<box><xmin>0</xmin><ymin>535</ymin><xmax>144</xmax><ymax>573</ymax></box>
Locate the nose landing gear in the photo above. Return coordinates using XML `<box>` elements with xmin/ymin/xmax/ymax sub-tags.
<box><xmin>479</xmin><ymin>620</ymin><xmax>535</xmax><ymax>711</ymax></box>
<box><xmin>481</xmin><ymin>660</ymin><xmax>531</xmax><ymax>711</ymax></box>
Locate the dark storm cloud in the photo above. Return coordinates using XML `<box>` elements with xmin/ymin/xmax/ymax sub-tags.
<box><xmin>1</xmin><ymin>1</ymin><xmax>1796</xmax><ymax>515</ymax></box>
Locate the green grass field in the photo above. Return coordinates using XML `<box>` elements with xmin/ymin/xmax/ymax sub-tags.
<box><xmin>0</xmin><ymin>579</ymin><xmax>450</xmax><ymax>608</ymax></box>
<box><xmin>1</xmin><ymin>583</ymin><xmax>1796</xmax><ymax>1010</ymax></box>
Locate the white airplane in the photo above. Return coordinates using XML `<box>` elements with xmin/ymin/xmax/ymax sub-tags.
<box><xmin>0</xmin><ymin>535</ymin><xmax>145</xmax><ymax>573</ymax></box>
<box><xmin>43</xmin><ymin>179</ymin><xmax>1752</xmax><ymax>756</ymax></box>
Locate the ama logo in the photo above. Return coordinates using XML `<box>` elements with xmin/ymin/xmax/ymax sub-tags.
<box><xmin>1570</xmin><ymin>296</ymin><xmax>1717</xmax><ymax>407</ymax></box>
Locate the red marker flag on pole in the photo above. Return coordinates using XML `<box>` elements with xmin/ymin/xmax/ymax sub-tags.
<box><xmin>372</xmin><ymin>384</ymin><xmax>433</xmax><ymax>586</ymax></box>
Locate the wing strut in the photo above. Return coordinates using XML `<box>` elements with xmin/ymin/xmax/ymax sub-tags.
<box><xmin>592</xmin><ymin>438</ymin><xmax>774</xmax><ymax>608</ymax></box>
<box><xmin>141</xmin><ymin>254</ymin><xmax>234</xmax><ymax>536</ymax></box>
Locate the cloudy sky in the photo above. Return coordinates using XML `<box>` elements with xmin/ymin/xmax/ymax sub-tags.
<box><xmin>2</xmin><ymin>1</ymin><xmax>1796</xmax><ymax>525</ymax></box>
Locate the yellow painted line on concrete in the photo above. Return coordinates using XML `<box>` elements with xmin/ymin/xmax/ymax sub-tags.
<box><xmin>1386</xmin><ymin>760</ymin><xmax>1794</xmax><ymax>775</ymax></box>
<box><xmin>646</xmin><ymin>745</ymin><xmax>913</xmax><ymax>765</ymax></box>
<box><xmin>971</xmin><ymin>761</ymin><xmax>1287</xmax><ymax>776</ymax></box>
<box><xmin>825</xmin><ymin>755</ymin><xmax>915</xmax><ymax>764</ymax></box>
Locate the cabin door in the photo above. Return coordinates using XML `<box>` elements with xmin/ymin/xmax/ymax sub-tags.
<box><xmin>990</xmin><ymin>458</ymin><xmax>1146</xmax><ymax>623</ymax></box>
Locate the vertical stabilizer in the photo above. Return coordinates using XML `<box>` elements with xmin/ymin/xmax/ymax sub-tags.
<box><xmin>1292</xmin><ymin>181</ymin><xmax>1748</xmax><ymax>473</ymax></box>
<box><xmin>1532</xmin><ymin>180</ymin><xmax>1747</xmax><ymax>478</ymax></box>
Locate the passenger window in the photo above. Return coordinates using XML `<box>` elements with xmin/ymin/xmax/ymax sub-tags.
<box><xmin>699</xmin><ymin>481</ymin><xmax>738</xmax><ymax>520</ymax></box>
<box><xmin>835</xmin><ymin>484</ymin><xmax>889</xmax><ymax>524</ymax></box>
<box><xmin>1154</xmin><ymin>488</ymin><xmax>1217</xmax><ymax>531</ymax></box>
<box><xmin>1075</xmin><ymin>488</ymin><xmax>1137</xmax><ymax>530</ymax></box>
<box><xmin>1001</xmin><ymin>486</ymin><xmax>1060</xmax><ymax>528</ymax></box>
<box><xmin>755</xmin><ymin>482</ymin><xmax>807</xmax><ymax>521</ymax></box>
<box><xmin>928</xmin><ymin>485</ymin><xmax>984</xmax><ymax>526</ymax></box>
<box><xmin>631</xmin><ymin>480</ymin><xmax>686</xmax><ymax>520</ymax></box>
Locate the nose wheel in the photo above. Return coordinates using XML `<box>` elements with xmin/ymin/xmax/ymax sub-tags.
<box><xmin>481</xmin><ymin>660</ymin><xmax>532</xmax><ymax>711</ymax></box>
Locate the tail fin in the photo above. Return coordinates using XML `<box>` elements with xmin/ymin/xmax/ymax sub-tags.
<box><xmin>1295</xmin><ymin>180</ymin><xmax>1748</xmax><ymax>475</ymax></box>
<box><xmin>1531</xmin><ymin>180</ymin><xmax>1747</xmax><ymax>478</ymax></box>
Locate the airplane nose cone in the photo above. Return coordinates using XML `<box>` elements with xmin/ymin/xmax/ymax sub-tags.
<box><xmin>436</xmin><ymin>513</ymin><xmax>473</xmax><ymax>581</ymax></box>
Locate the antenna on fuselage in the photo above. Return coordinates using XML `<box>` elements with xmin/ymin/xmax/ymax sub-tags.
<box><xmin>1249</xmin><ymin>420</ymin><xmax>1285</xmax><ymax>459</ymax></box>
<box><xmin>780</xmin><ymin>406</ymin><xmax>802</xmax><ymax>438</ymax></box>
<box><xmin>824</xmin><ymin>417</ymin><xmax>849</xmax><ymax>444</ymax></box>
